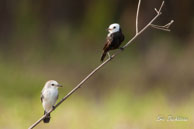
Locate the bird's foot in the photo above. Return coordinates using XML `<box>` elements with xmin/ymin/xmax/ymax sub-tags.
<box><xmin>107</xmin><ymin>52</ymin><xmax>110</xmax><ymax>58</ymax></box>
<box><xmin>107</xmin><ymin>52</ymin><xmax>113</xmax><ymax>60</ymax></box>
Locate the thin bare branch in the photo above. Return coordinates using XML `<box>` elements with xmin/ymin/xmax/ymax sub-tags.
<box><xmin>158</xmin><ymin>1</ymin><xmax>165</xmax><ymax>13</ymax></box>
<box><xmin>28</xmin><ymin>1</ymin><xmax>173</xmax><ymax>129</ymax></box>
<box><xmin>136</xmin><ymin>0</ymin><xmax>141</xmax><ymax>33</ymax></box>
<box><xmin>150</xmin><ymin>24</ymin><xmax>170</xmax><ymax>31</ymax></box>
<box><xmin>150</xmin><ymin>20</ymin><xmax>174</xmax><ymax>31</ymax></box>
<box><xmin>163</xmin><ymin>20</ymin><xmax>174</xmax><ymax>28</ymax></box>
<box><xmin>154</xmin><ymin>8</ymin><xmax>159</xmax><ymax>14</ymax></box>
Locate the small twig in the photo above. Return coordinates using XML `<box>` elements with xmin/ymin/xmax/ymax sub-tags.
<box><xmin>154</xmin><ymin>1</ymin><xmax>164</xmax><ymax>15</ymax></box>
<box><xmin>150</xmin><ymin>20</ymin><xmax>174</xmax><ymax>31</ymax></box>
<box><xmin>154</xmin><ymin>8</ymin><xmax>159</xmax><ymax>14</ymax></box>
<box><xmin>163</xmin><ymin>20</ymin><xmax>174</xmax><ymax>28</ymax></box>
<box><xmin>150</xmin><ymin>24</ymin><xmax>170</xmax><ymax>31</ymax></box>
<box><xmin>28</xmin><ymin>1</ymin><xmax>173</xmax><ymax>129</ymax></box>
<box><xmin>136</xmin><ymin>0</ymin><xmax>141</xmax><ymax>33</ymax></box>
<box><xmin>158</xmin><ymin>1</ymin><xmax>165</xmax><ymax>13</ymax></box>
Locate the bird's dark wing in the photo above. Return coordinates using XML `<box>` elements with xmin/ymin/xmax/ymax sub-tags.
<box><xmin>113</xmin><ymin>31</ymin><xmax>124</xmax><ymax>43</ymax></box>
<box><xmin>119</xmin><ymin>33</ymin><xmax>124</xmax><ymax>43</ymax></box>
<box><xmin>103</xmin><ymin>34</ymin><xmax>113</xmax><ymax>51</ymax></box>
<box><xmin>118</xmin><ymin>28</ymin><xmax>124</xmax><ymax>43</ymax></box>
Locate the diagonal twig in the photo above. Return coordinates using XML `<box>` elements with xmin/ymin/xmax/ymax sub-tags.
<box><xmin>28</xmin><ymin>1</ymin><xmax>173</xmax><ymax>129</ymax></box>
<box><xmin>155</xmin><ymin>1</ymin><xmax>164</xmax><ymax>14</ymax></box>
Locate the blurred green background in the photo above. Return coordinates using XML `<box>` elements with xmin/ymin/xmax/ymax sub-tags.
<box><xmin>0</xmin><ymin>0</ymin><xmax>194</xmax><ymax>129</ymax></box>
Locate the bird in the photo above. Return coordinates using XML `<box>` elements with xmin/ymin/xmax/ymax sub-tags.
<box><xmin>101</xmin><ymin>23</ymin><xmax>125</xmax><ymax>61</ymax></box>
<box><xmin>41</xmin><ymin>80</ymin><xmax>62</xmax><ymax>123</ymax></box>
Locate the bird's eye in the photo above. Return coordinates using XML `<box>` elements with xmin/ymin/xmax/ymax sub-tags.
<box><xmin>51</xmin><ymin>84</ymin><xmax>54</xmax><ymax>86</ymax></box>
<box><xmin>113</xmin><ymin>26</ymin><xmax>116</xmax><ymax>29</ymax></box>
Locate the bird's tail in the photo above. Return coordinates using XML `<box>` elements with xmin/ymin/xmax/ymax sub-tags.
<box><xmin>43</xmin><ymin>111</ymin><xmax>51</xmax><ymax>123</ymax></box>
<box><xmin>101</xmin><ymin>51</ymin><xmax>107</xmax><ymax>62</ymax></box>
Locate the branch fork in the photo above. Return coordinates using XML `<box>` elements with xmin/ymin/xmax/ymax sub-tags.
<box><xmin>150</xmin><ymin>1</ymin><xmax>174</xmax><ymax>32</ymax></box>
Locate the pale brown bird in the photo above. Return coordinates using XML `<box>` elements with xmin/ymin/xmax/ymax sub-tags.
<box><xmin>41</xmin><ymin>80</ymin><xmax>62</xmax><ymax>123</ymax></box>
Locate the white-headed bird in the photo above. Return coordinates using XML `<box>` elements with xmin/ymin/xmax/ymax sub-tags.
<box><xmin>101</xmin><ymin>23</ymin><xmax>124</xmax><ymax>61</ymax></box>
<box><xmin>41</xmin><ymin>80</ymin><xmax>62</xmax><ymax>123</ymax></box>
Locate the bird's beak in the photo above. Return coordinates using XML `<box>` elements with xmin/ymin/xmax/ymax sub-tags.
<box><xmin>106</xmin><ymin>28</ymin><xmax>111</xmax><ymax>31</ymax></box>
<box><xmin>57</xmin><ymin>84</ymin><xmax>63</xmax><ymax>87</ymax></box>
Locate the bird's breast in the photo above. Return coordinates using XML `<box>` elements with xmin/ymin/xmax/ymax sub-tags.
<box><xmin>44</xmin><ymin>88</ymin><xmax>58</xmax><ymax>98</ymax></box>
<box><xmin>42</xmin><ymin>88</ymin><xmax>58</xmax><ymax>112</ymax></box>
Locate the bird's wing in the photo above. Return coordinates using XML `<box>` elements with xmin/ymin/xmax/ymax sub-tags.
<box><xmin>41</xmin><ymin>93</ymin><xmax>44</xmax><ymax>103</ymax></box>
<box><xmin>41</xmin><ymin>88</ymin><xmax>45</xmax><ymax>103</ymax></box>
<box><xmin>103</xmin><ymin>34</ymin><xmax>113</xmax><ymax>51</ymax></box>
<box><xmin>113</xmin><ymin>31</ymin><xmax>124</xmax><ymax>43</ymax></box>
<box><xmin>119</xmin><ymin>33</ymin><xmax>124</xmax><ymax>43</ymax></box>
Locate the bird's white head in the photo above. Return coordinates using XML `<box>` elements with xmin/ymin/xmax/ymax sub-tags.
<box><xmin>45</xmin><ymin>80</ymin><xmax>62</xmax><ymax>89</ymax></box>
<box><xmin>108</xmin><ymin>23</ymin><xmax>120</xmax><ymax>33</ymax></box>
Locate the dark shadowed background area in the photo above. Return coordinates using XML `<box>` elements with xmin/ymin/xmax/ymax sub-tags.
<box><xmin>0</xmin><ymin>0</ymin><xmax>194</xmax><ymax>129</ymax></box>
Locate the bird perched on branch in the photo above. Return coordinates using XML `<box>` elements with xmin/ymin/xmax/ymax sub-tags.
<box><xmin>101</xmin><ymin>23</ymin><xmax>124</xmax><ymax>61</ymax></box>
<box><xmin>41</xmin><ymin>80</ymin><xmax>62</xmax><ymax>123</ymax></box>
